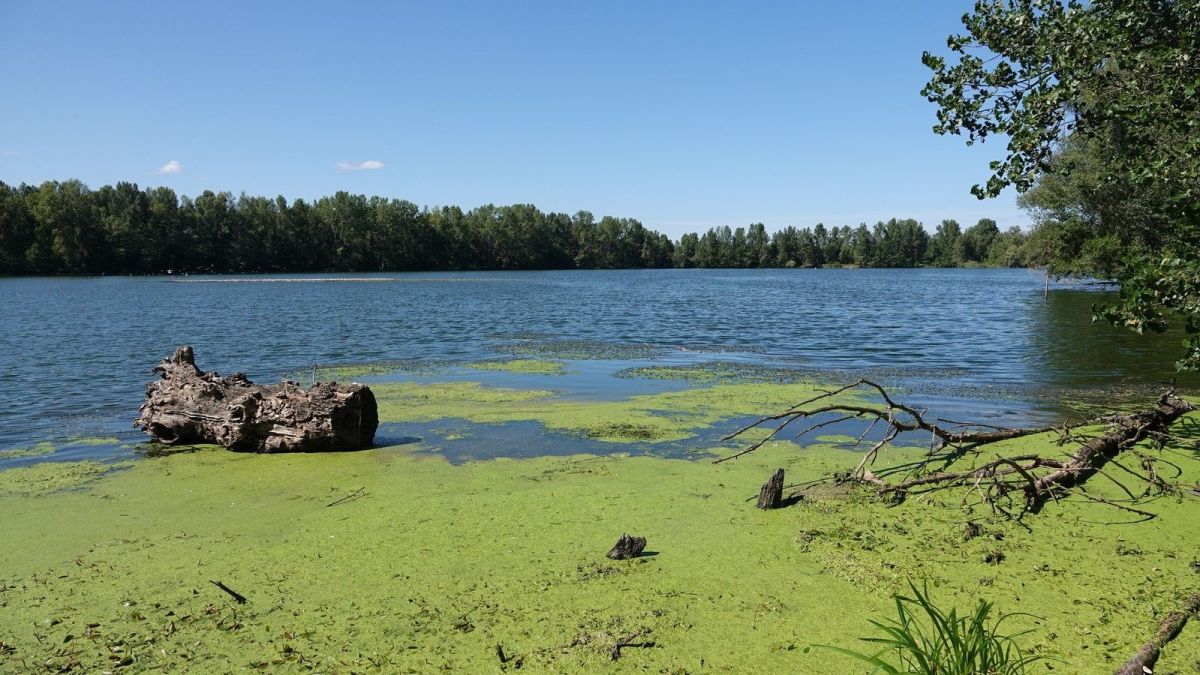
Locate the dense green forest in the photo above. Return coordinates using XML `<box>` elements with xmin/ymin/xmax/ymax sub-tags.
<box><xmin>0</xmin><ymin>180</ymin><xmax>1030</xmax><ymax>274</ymax></box>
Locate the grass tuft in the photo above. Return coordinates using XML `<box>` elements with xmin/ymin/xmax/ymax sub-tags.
<box><xmin>823</xmin><ymin>581</ymin><xmax>1043</xmax><ymax>674</ymax></box>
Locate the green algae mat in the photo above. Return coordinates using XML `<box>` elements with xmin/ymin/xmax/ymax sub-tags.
<box><xmin>2</xmin><ymin>380</ymin><xmax>1199</xmax><ymax>673</ymax></box>
<box><xmin>370</xmin><ymin>380</ymin><xmax>853</xmax><ymax>443</ymax></box>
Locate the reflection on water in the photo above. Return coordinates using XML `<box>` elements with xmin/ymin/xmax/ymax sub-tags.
<box><xmin>1030</xmin><ymin>287</ymin><xmax>1198</xmax><ymax>389</ymax></box>
<box><xmin>0</xmin><ymin>269</ymin><xmax>1191</xmax><ymax>456</ymax></box>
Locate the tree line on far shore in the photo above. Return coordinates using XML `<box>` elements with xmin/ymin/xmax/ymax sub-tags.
<box><xmin>0</xmin><ymin>179</ymin><xmax>1034</xmax><ymax>275</ymax></box>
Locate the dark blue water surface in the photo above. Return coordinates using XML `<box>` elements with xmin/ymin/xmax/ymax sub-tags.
<box><xmin>0</xmin><ymin>269</ymin><xmax>1193</xmax><ymax>457</ymax></box>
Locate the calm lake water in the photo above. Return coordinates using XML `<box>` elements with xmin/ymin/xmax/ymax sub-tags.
<box><xmin>0</xmin><ymin>268</ymin><xmax>1194</xmax><ymax>457</ymax></box>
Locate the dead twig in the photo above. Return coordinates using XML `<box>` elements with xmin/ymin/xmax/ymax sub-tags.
<box><xmin>326</xmin><ymin>487</ymin><xmax>366</xmax><ymax>507</ymax></box>
<box><xmin>610</xmin><ymin>630</ymin><xmax>656</xmax><ymax>661</ymax></box>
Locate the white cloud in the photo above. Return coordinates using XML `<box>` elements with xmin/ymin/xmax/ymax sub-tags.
<box><xmin>157</xmin><ymin>160</ymin><xmax>183</xmax><ymax>174</ymax></box>
<box><xmin>336</xmin><ymin>160</ymin><xmax>384</xmax><ymax>171</ymax></box>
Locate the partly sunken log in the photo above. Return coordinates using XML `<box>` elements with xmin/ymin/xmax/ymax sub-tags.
<box><xmin>135</xmin><ymin>346</ymin><xmax>378</xmax><ymax>453</ymax></box>
<box><xmin>1114</xmin><ymin>591</ymin><xmax>1200</xmax><ymax>675</ymax></box>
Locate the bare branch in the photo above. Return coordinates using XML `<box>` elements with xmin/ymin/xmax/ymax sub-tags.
<box><xmin>716</xmin><ymin>379</ymin><xmax>1194</xmax><ymax>520</ymax></box>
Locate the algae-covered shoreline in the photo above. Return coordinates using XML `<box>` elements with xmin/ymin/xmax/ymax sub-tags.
<box><xmin>1</xmin><ymin>376</ymin><xmax>1198</xmax><ymax>673</ymax></box>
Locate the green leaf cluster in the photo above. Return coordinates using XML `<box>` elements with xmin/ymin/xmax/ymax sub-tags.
<box><xmin>1096</xmin><ymin>257</ymin><xmax>1200</xmax><ymax>370</ymax></box>
<box><xmin>924</xmin><ymin>0</ymin><xmax>1199</xmax><ymax>204</ymax></box>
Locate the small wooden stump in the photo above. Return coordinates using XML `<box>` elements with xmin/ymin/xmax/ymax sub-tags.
<box><xmin>963</xmin><ymin>521</ymin><xmax>984</xmax><ymax>541</ymax></box>
<box><xmin>607</xmin><ymin>534</ymin><xmax>647</xmax><ymax>560</ymax></box>
<box><xmin>757</xmin><ymin>468</ymin><xmax>785</xmax><ymax>509</ymax></box>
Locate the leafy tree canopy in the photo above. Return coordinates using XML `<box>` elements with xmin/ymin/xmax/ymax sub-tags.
<box><xmin>923</xmin><ymin>0</ymin><xmax>1200</xmax><ymax>368</ymax></box>
<box><xmin>923</xmin><ymin>0</ymin><xmax>1199</xmax><ymax>207</ymax></box>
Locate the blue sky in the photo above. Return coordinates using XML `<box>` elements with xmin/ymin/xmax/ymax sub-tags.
<box><xmin>0</xmin><ymin>1</ymin><xmax>1025</xmax><ymax>237</ymax></box>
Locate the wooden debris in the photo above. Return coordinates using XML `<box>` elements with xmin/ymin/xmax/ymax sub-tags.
<box><xmin>135</xmin><ymin>346</ymin><xmax>378</xmax><ymax>453</ymax></box>
<box><xmin>611</xmin><ymin>630</ymin><xmax>656</xmax><ymax>661</ymax></box>
<box><xmin>209</xmin><ymin>580</ymin><xmax>247</xmax><ymax>604</ymax></box>
<box><xmin>326</xmin><ymin>487</ymin><xmax>366</xmax><ymax>507</ymax></box>
<box><xmin>607</xmin><ymin>534</ymin><xmax>647</xmax><ymax>560</ymax></box>
<box><xmin>1115</xmin><ymin>592</ymin><xmax>1200</xmax><ymax>675</ymax></box>
<box><xmin>757</xmin><ymin>468</ymin><xmax>785</xmax><ymax>509</ymax></box>
<box><xmin>963</xmin><ymin>521</ymin><xmax>983</xmax><ymax>541</ymax></box>
<box><xmin>720</xmin><ymin>380</ymin><xmax>1195</xmax><ymax>518</ymax></box>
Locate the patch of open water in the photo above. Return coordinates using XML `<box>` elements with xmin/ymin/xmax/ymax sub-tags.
<box><xmin>1</xmin><ymin>269</ymin><xmax>1193</xmax><ymax>464</ymax></box>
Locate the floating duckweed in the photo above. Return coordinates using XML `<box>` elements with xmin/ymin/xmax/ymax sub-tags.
<box><xmin>615</xmin><ymin>361</ymin><xmax>815</xmax><ymax>384</ymax></box>
<box><xmin>583</xmin><ymin>422</ymin><xmax>671</xmax><ymax>441</ymax></box>
<box><xmin>0</xmin><ymin>441</ymin><xmax>57</xmax><ymax>459</ymax></box>
<box><xmin>372</xmin><ymin>382</ymin><xmax>555</xmax><ymax>423</ymax></box>
<box><xmin>0</xmin><ymin>428</ymin><xmax>1196</xmax><ymax>673</ymax></box>
<box><xmin>370</xmin><ymin>380</ymin><xmax>863</xmax><ymax>443</ymax></box>
<box><xmin>0</xmin><ymin>459</ymin><xmax>127</xmax><ymax>495</ymax></box>
<box><xmin>673</xmin><ymin>342</ymin><xmax>768</xmax><ymax>354</ymax></box>
<box><xmin>65</xmin><ymin>436</ymin><xmax>122</xmax><ymax>447</ymax></box>
<box><xmin>462</xmin><ymin>359</ymin><xmax>572</xmax><ymax>376</ymax></box>
<box><xmin>283</xmin><ymin>359</ymin><xmax>451</xmax><ymax>382</ymax></box>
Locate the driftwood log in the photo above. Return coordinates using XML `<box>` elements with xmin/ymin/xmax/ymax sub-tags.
<box><xmin>135</xmin><ymin>346</ymin><xmax>378</xmax><ymax>452</ymax></box>
<box><xmin>1115</xmin><ymin>591</ymin><xmax>1200</xmax><ymax>675</ymax></box>
<box><xmin>1024</xmin><ymin>392</ymin><xmax>1192</xmax><ymax>507</ymax></box>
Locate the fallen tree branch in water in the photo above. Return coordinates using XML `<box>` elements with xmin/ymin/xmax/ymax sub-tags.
<box><xmin>718</xmin><ymin>379</ymin><xmax>1195</xmax><ymax>518</ymax></box>
<box><xmin>1022</xmin><ymin>394</ymin><xmax>1190</xmax><ymax>511</ymax></box>
<box><xmin>1115</xmin><ymin>591</ymin><xmax>1200</xmax><ymax>675</ymax></box>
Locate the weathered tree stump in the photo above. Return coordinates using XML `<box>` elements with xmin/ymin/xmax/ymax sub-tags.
<box><xmin>607</xmin><ymin>534</ymin><xmax>647</xmax><ymax>560</ymax></box>
<box><xmin>135</xmin><ymin>346</ymin><xmax>378</xmax><ymax>453</ymax></box>
<box><xmin>757</xmin><ymin>468</ymin><xmax>785</xmax><ymax>509</ymax></box>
